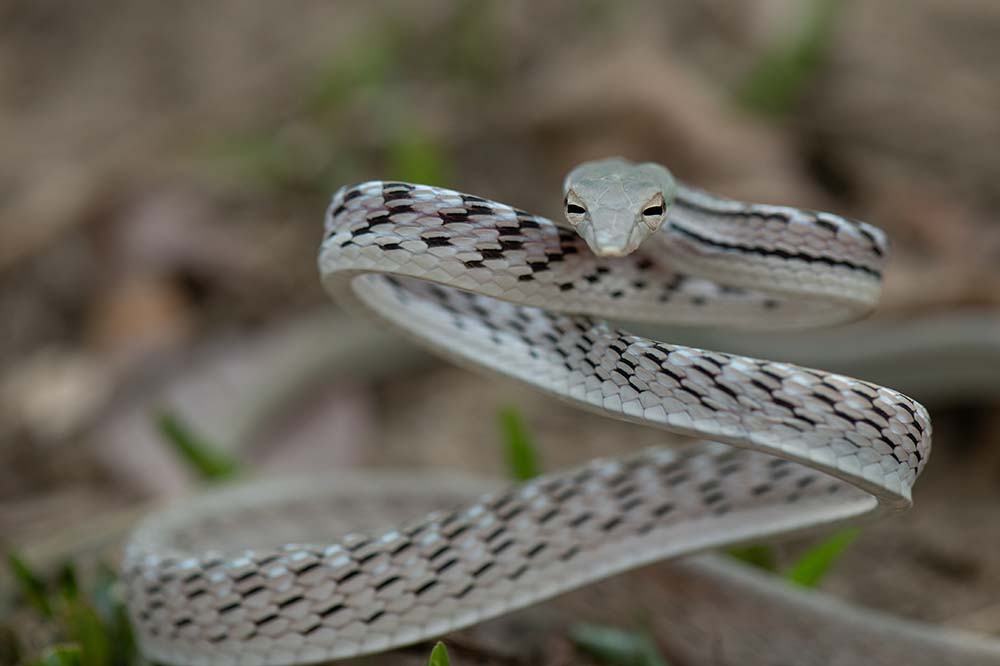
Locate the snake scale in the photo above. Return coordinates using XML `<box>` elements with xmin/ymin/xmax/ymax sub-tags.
<box><xmin>124</xmin><ymin>158</ymin><xmax>937</xmax><ymax>665</ymax></box>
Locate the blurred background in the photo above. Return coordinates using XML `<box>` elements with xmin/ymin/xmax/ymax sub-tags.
<box><xmin>1</xmin><ymin>1</ymin><xmax>999</xmax><ymax>664</ymax></box>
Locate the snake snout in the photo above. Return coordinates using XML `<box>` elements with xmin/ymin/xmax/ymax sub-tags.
<box><xmin>579</xmin><ymin>226</ymin><xmax>626</xmax><ymax>257</ymax></box>
<box><xmin>580</xmin><ymin>215</ymin><xmax>644</xmax><ymax>257</ymax></box>
<box><xmin>590</xmin><ymin>243</ymin><xmax>629</xmax><ymax>258</ymax></box>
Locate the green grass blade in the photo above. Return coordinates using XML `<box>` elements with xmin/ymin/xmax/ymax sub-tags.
<box><xmin>727</xmin><ymin>544</ymin><xmax>778</xmax><ymax>572</ymax></box>
<box><xmin>65</xmin><ymin>602</ymin><xmax>111</xmax><ymax>666</ymax></box>
<box><xmin>569</xmin><ymin>623</ymin><xmax>670</xmax><ymax>666</ymax></box>
<box><xmin>56</xmin><ymin>562</ymin><xmax>79</xmax><ymax>602</ymax></box>
<box><xmin>786</xmin><ymin>528</ymin><xmax>860</xmax><ymax>588</ymax></box>
<box><xmin>427</xmin><ymin>641</ymin><xmax>451</xmax><ymax>666</ymax></box>
<box><xmin>154</xmin><ymin>410</ymin><xmax>241</xmax><ymax>481</ymax></box>
<box><xmin>91</xmin><ymin>561</ymin><xmax>136</xmax><ymax>665</ymax></box>
<box><xmin>498</xmin><ymin>406</ymin><xmax>541</xmax><ymax>481</ymax></box>
<box><xmin>7</xmin><ymin>552</ymin><xmax>53</xmax><ymax>618</ymax></box>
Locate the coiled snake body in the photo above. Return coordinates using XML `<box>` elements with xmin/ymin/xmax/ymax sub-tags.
<box><xmin>125</xmin><ymin>159</ymin><xmax>935</xmax><ymax>665</ymax></box>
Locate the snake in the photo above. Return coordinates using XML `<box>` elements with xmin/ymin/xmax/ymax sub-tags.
<box><xmin>124</xmin><ymin>157</ymin><xmax>938</xmax><ymax>665</ymax></box>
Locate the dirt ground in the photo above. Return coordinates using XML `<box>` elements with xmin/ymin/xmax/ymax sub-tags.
<box><xmin>1</xmin><ymin>1</ymin><xmax>999</xmax><ymax>664</ymax></box>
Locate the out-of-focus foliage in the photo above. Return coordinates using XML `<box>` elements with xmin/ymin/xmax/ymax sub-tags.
<box><xmin>729</xmin><ymin>528</ymin><xmax>861</xmax><ymax>588</ymax></box>
<box><xmin>737</xmin><ymin>0</ymin><xmax>841</xmax><ymax>117</ymax></box>
<box><xmin>8</xmin><ymin>554</ymin><xmax>53</xmax><ymax>620</ymax></box>
<box><xmin>35</xmin><ymin>645</ymin><xmax>82</xmax><ymax>666</ymax></box>
<box><xmin>5</xmin><ymin>556</ymin><xmax>135</xmax><ymax>666</ymax></box>
<box><xmin>727</xmin><ymin>543</ymin><xmax>779</xmax><ymax>572</ymax></box>
<box><xmin>203</xmin><ymin>5</ymin><xmax>501</xmax><ymax>195</ymax></box>
<box><xmin>570</xmin><ymin>623</ymin><xmax>670</xmax><ymax>666</ymax></box>
<box><xmin>498</xmin><ymin>406</ymin><xmax>542</xmax><ymax>481</ymax></box>
<box><xmin>785</xmin><ymin>528</ymin><xmax>861</xmax><ymax>588</ymax></box>
<box><xmin>155</xmin><ymin>410</ymin><xmax>241</xmax><ymax>481</ymax></box>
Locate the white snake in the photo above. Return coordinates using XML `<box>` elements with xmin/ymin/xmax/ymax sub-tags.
<box><xmin>124</xmin><ymin>158</ymin><xmax>941</xmax><ymax>665</ymax></box>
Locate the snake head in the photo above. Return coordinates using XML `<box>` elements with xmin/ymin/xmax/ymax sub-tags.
<box><xmin>563</xmin><ymin>157</ymin><xmax>676</xmax><ymax>257</ymax></box>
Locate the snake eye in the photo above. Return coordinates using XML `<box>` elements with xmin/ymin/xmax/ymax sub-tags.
<box><xmin>641</xmin><ymin>198</ymin><xmax>666</xmax><ymax>231</ymax></box>
<box><xmin>565</xmin><ymin>201</ymin><xmax>587</xmax><ymax>226</ymax></box>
